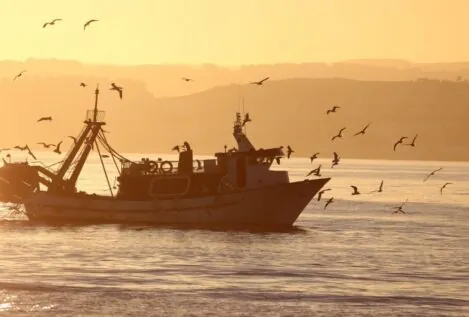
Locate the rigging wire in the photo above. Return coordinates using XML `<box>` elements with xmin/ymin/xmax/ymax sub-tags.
<box><xmin>94</xmin><ymin>139</ymin><xmax>113</xmax><ymax>197</ymax></box>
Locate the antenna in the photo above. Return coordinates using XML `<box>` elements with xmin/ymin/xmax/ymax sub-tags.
<box><xmin>93</xmin><ymin>84</ymin><xmax>100</xmax><ymax>123</ymax></box>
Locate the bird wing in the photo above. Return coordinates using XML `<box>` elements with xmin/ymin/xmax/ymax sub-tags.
<box><xmin>351</xmin><ymin>185</ymin><xmax>358</xmax><ymax>191</ymax></box>
<box><xmin>339</xmin><ymin>127</ymin><xmax>346</xmax><ymax>133</ymax></box>
<box><xmin>393</xmin><ymin>141</ymin><xmax>399</xmax><ymax>151</ymax></box>
<box><xmin>43</xmin><ymin>22</ymin><xmax>49</xmax><ymax>28</ymax></box>
<box><xmin>317</xmin><ymin>191</ymin><xmax>323</xmax><ymax>201</ymax></box>
<box><xmin>379</xmin><ymin>180</ymin><xmax>384</xmax><ymax>190</ymax></box>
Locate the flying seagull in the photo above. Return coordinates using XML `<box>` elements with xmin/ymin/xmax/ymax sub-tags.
<box><xmin>181</xmin><ymin>77</ymin><xmax>194</xmax><ymax>82</ymax></box>
<box><xmin>250</xmin><ymin>77</ymin><xmax>269</xmax><ymax>86</ymax></box>
<box><xmin>326</xmin><ymin>106</ymin><xmax>340</xmax><ymax>115</ymax></box>
<box><xmin>80</xmin><ymin>82</ymin><xmax>87</xmax><ymax>87</ymax></box>
<box><xmin>310</xmin><ymin>152</ymin><xmax>319</xmax><ymax>163</ymax></box>
<box><xmin>406</xmin><ymin>134</ymin><xmax>418</xmax><ymax>147</ymax></box>
<box><xmin>53</xmin><ymin>141</ymin><xmax>63</xmax><ymax>155</ymax></box>
<box><xmin>332</xmin><ymin>127</ymin><xmax>346</xmax><ymax>141</ymax></box>
<box><xmin>369</xmin><ymin>180</ymin><xmax>384</xmax><ymax>193</ymax></box>
<box><xmin>306</xmin><ymin>165</ymin><xmax>321</xmax><ymax>177</ymax></box>
<box><xmin>286</xmin><ymin>145</ymin><xmax>294</xmax><ymax>159</ymax></box>
<box><xmin>423</xmin><ymin>167</ymin><xmax>443</xmax><ymax>182</ymax></box>
<box><xmin>109</xmin><ymin>82</ymin><xmax>123</xmax><ymax>99</ymax></box>
<box><xmin>43</xmin><ymin>18</ymin><xmax>62</xmax><ymax>28</ymax></box>
<box><xmin>37</xmin><ymin>116</ymin><xmax>52</xmax><ymax>122</ymax></box>
<box><xmin>317</xmin><ymin>188</ymin><xmax>331</xmax><ymax>201</ymax></box>
<box><xmin>350</xmin><ymin>185</ymin><xmax>360</xmax><ymax>195</ymax></box>
<box><xmin>37</xmin><ymin>142</ymin><xmax>54</xmax><ymax>148</ymax></box>
<box><xmin>354</xmin><ymin>122</ymin><xmax>371</xmax><ymax>136</ymax></box>
<box><xmin>440</xmin><ymin>182</ymin><xmax>453</xmax><ymax>195</ymax></box>
<box><xmin>13</xmin><ymin>70</ymin><xmax>26</xmax><ymax>81</ymax></box>
<box><xmin>68</xmin><ymin>136</ymin><xmax>77</xmax><ymax>144</ymax></box>
<box><xmin>324</xmin><ymin>197</ymin><xmax>334</xmax><ymax>210</ymax></box>
<box><xmin>84</xmin><ymin>19</ymin><xmax>99</xmax><ymax>30</ymax></box>
<box><xmin>331</xmin><ymin>151</ymin><xmax>340</xmax><ymax>168</ymax></box>
<box><xmin>391</xmin><ymin>199</ymin><xmax>408</xmax><ymax>214</ymax></box>
<box><xmin>393</xmin><ymin>136</ymin><xmax>408</xmax><ymax>151</ymax></box>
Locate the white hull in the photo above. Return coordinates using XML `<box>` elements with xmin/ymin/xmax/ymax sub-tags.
<box><xmin>24</xmin><ymin>178</ymin><xmax>330</xmax><ymax>228</ymax></box>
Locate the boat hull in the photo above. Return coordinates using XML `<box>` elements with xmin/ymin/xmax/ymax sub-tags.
<box><xmin>24</xmin><ymin>178</ymin><xmax>330</xmax><ymax>229</ymax></box>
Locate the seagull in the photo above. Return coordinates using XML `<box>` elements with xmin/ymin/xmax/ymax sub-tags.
<box><xmin>391</xmin><ymin>199</ymin><xmax>408</xmax><ymax>214</ymax></box>
<box><xmin>183</xmin><ymin>141</ymin><xmax>191</xmax><ymax>151</ymax></box>
<box><xmin>331</xmin><ymin>152</ymin><xmax>340</xmax><ymax>168</ymax></box>
<box><xmin>37</xmin><ymin>116</ymin><xmax>52</xmax><ymax>122</ymax></box>
<box><xmin>326</xmin><ymin>106</ymin><xmax>340</xmax><ymax>115</ymax></box>
<box><xmin>172</xmin><ymin>145</ymin><xmax>180</xmax><ymax>153</ymax></box>
<box><xmin>68</xmin><ymin>136</ymin><xmax>77</xmax><ymax>144</ymax></box>
<box><xmin>317</xmin><ymin>188</ymin><xmax>331</xmax><ymax>201</ymax></box>
<box><xmin>393</xmin><ymin>137</ymin><xmax>408</xmax><ymax>151</ymax></box>
<box><xmin>440</xmin><ymin>182</ymin><xmax>453</xmax><ymax>195</ymax></box>
<box><xmin>14</xmin><ymin>145</ymin><xmax>28</xmax><ymax>151</ymax></box>
<box><xmin>423</xmin><ymin>167</ymin><xmax>443</xmax><ymax>182</ymax></box>
<box><xmin>242</xmin><ymin>113</ymin><xmax>251</xmax><ymax>126</ymax></box>
<box><xmin>354</xmin><ymin>123</ymin><xmax>371</xmax><ymax>136</ymax></box>
<box><xmin>369</xmin><ymin>180</ymin><xmax>384</xmax><ymax>193</ymax></box>
<box><xmin>250</xmin><ymin>77</ymin><xmax>269</xmax><ymax>86</ymax></box>
<box><xmin>350</xmin><ymin>185</ymin><xmax>360</xmax><ymax>195</ymax></box>
<box><xmin>181</xmin><ymin>77</ymin><xmax>194</xmax><ymax>82</ymax></box>
<box><xmin>80</xmin><ymin>82</ymin><xmax>87</xmax><ymax>87</ymax></box>
<box><xmin>83</xmin><ymin>19</ymin><xmax>99</xmax><ymax>30</ymax></box>
<box><xmin>286</xmin><ymin>145</ymin><xmax>294</xmax><ymax>159</ymax></box>
<box><xmin>306</xmin><ymin>165</ymin><xmax>321</xmax><ymax>177</ymax></box>
<box><xmin>324</xmin><ymin>197</ymin><xmax>334</xmax><ymax>210</ymax></box>
<box><xmin>43</xmin><ymin>18</ymin><xmax>62</xmax><ymax>28</ymax></box>
<box><xmin>310</xmin><ymin>152</ymin><xmax>319</xmax><ymax>163</ymax></box>
<box><xmin>332</xmin><ymin>127</ymin><xmax>346</xmax><ymax>141</ymax></box>
<box><xmin>37</xmin><ymin>142</ymin><xmax>54</xmax><ymax>148</ymax></box>
<box><xmin>13</xmin><ymin>70</ymin><xmax>26</xmax><ymax>81</ymax></box>
<box><xmin>53</xmin><ymin>141</ymin><xmax>63</xmax><ymax>155</ymax></box>
<box><xmin>406</xmin><ymin>134</ymin><xmax>418</xmax><ymax>147</ymax></box>
<box><xmin>100</xmin><ymin>154</ymin><xmax>110</xmax><ymax>158</ymax></box>
<box><xmin>109</xmin><ymin>82</ymin><xmax>123</xmax><ymax>99</ymax></box>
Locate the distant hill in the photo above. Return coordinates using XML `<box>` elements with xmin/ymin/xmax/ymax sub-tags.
<box><xmin>1</xmin><ymin>75</ymin><xmax>467</xmax><ymax>162</ymax></box>
<box><xmin>3</xmin><ymin>58</ymin><xmax>469</xmax><ymax>98</ymax></box>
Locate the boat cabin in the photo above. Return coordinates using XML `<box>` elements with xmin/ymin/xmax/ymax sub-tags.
<box><xmin>116</xmin><ymin>112</ymin><xmax>289</xmax><ymax>200</ymax></box>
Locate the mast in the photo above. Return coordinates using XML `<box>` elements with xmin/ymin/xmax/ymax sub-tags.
<box><xmin>233</xmin><ymin>112</ymin><xmax>255</xmax><ymax>152</ymax></box>
<box><xmin>49</xmin><ymin>85</ymin><xmax>106</xmax><ymax>193</ymax></box>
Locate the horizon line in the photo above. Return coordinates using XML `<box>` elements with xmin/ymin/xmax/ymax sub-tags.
<box><xmin>2</xmin><ymin>57</ymin><xmax>469</xmax><ymax>69</ymax></box>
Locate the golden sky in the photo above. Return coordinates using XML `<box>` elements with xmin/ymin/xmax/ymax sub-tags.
<box><xmin>1</xmin><ymin>0</ymin><xmax>468</xmax><ymax>65</ymax></box>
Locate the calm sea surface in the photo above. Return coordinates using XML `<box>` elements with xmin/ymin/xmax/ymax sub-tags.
<box><xmin>0</xmin><ymin>153</ymin><xmax>468</xmax><ymax>316</ymax></box>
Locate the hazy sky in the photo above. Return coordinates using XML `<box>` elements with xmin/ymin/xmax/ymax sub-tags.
<box><xmin>1</xmin><ymin>0</ymin><xmax>468</xmax><ymax>65</ymax></box>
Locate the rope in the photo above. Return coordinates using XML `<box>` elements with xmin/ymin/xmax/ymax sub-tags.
<box><xmin>94</xmin><ymin>140</ymin><xmax>113</xmax><ymax>197</ymax></box>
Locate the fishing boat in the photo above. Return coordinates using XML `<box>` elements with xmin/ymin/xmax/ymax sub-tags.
<box><xmin>0</xmin><ymin>87</ymin><xmax>330</xmax><ymax>228</ymax></box>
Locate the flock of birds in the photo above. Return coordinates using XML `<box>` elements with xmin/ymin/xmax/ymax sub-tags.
<box><xmin>2</xmin><ymin>21</ymin><xmax>455</xmax><ymax>216</ymax></box>
<box><xmin>276</xmin><ymin>105</ymin><xmax>453</xmax><ymax>214</ymax></box>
